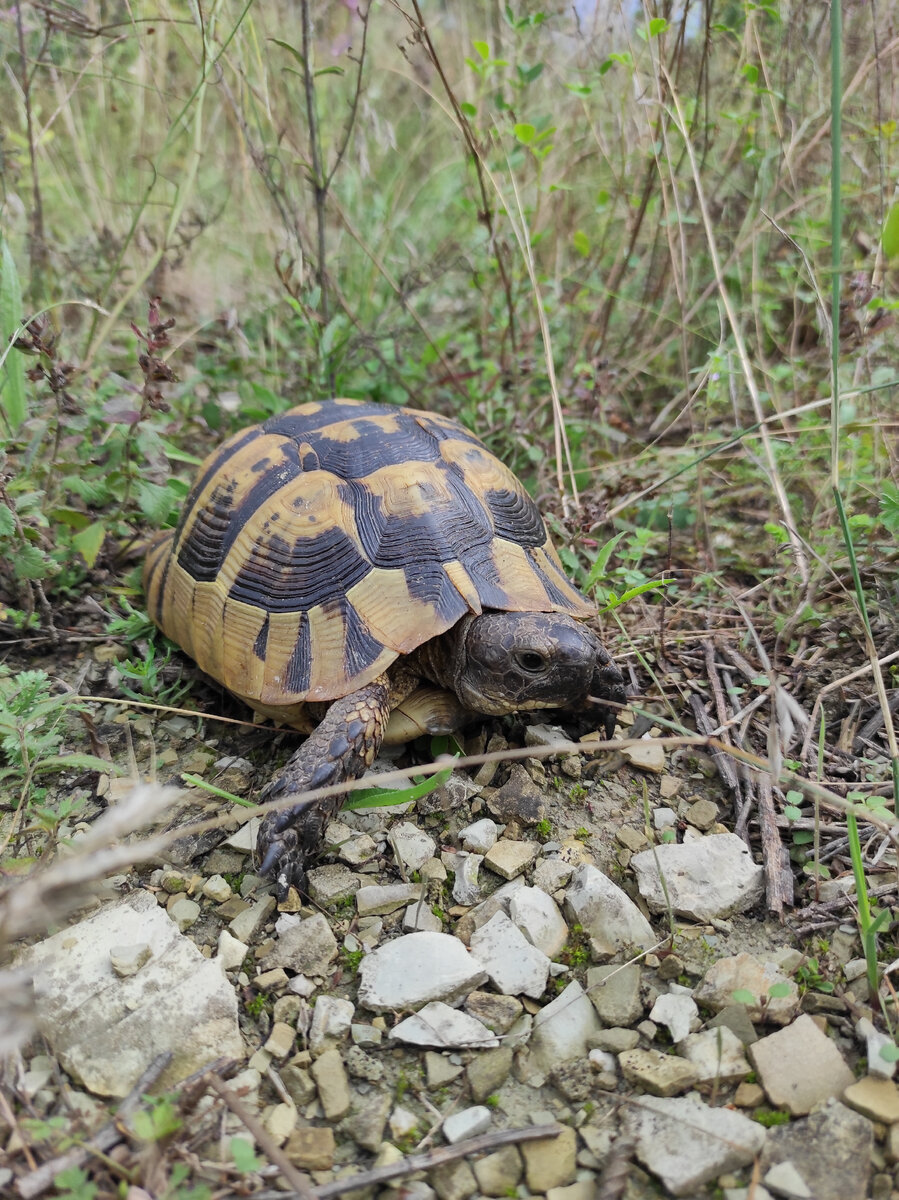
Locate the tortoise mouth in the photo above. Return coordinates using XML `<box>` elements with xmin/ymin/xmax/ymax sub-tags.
<box><xmin>455</xmin><ymin>610</ymin><xmax>597</xmax><ymax>716</ymax></box>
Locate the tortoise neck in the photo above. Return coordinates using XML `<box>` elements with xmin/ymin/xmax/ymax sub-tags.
<box><xmin>410</xmin><ymin>616</ymin><xmax>475</xmax><ymax>697</ymax></box>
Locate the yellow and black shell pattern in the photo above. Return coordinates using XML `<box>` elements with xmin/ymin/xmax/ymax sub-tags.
<box><xmin>143</xmin><ymin>398</ymin><xmax>594</xmax><ymax>710</ymax></box>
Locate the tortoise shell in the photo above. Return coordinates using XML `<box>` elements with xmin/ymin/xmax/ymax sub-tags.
<box><xmin>143</xmin><ymin>398</ymin><xmax>594</xmax><ymax>710</ymax></box>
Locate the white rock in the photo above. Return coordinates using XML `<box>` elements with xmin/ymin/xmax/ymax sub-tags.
<box><xmin>20</xmin><ymin>891</ymin><xmax>244</xmax><ymax>1098</ymax></box>
<box><xmin>764</xmin><ymin>1161</ymin><xmax>813</xmax><ymax>1198</ymax></box>
<box><xmin>109</xmin><ymin>943</ymin><xmax>151</xmax><ymax>978</ymax></box>
<box><xmin>389</xmin><ymin>1104</ymin><xmax>420</xmax><ymax>1140</ymax></box>
<box><xmin>653</xmin><ymin>807</ymin><xmax>677</xmax><ymax>830</ymax></box>
<box><xmin>857</xmin><ymin>1017</ymin><xmax>897</xmax><ymax>1079</ymax></box>
<box><xmin>357</xmin><ymin>932</ymin><xmax>488</xmax><ymax>1011</ymax></box>
<box><xmin>564</xmin><ymin>864</ymin><xmax>656</xmax><ymax>954</ymax></box>
<box><xmin>624</xmin><ymin>1093</ymin><xmax>766</xmax><ymax>1196</ymax></box>
<box><xmin>452</xmin><ymin>853</ymin><xmax>483</xmax><ymax>905</ymax></box>
<box><xmin>470</xmin><ymin>912</ymin><xmax>551</xmax><ymax>999</ymax></box>
<box><xmin>650</xmin><ymin>992</ymin><xmax>699</xmax><ymax>1043</ymax></box>
<box><xmin>630</xmin><ymin>834</ymin><xmax>764</xmax><ymax>922</ymax></box>
<box><xmin>217</xmin><ymin>930</ymin><xmax>249</xmax><ymax>971</ymax></box>
<box><xmin>224</xmin><ymin>816</ymin><xmax>260</xmax><ymax>852</ymax></box>
<box><xmin>529</xmin><ymin>980</ymin><xmax>601</xmax><ymax>1072</ymax></box>
<box><xmin>533</xmin><ymin>859</ymin><xmax>574</xmax><ymax>893</ymax></box>
<box><xmin>678</xmin><ymin>1026</ymin><xmax>752</xmax><ymax>1084</ymax></box>
<box><xmin>202</xmin><ymin>874</ymin><xmax>232</xmax><ymax>903</ymax></box>
<box><xmin>309</xmin><ymin>996</ymin><xmax>355</xmax><ymax>1057</ymax></box>
<box><xmin>509</xmin><ymin>887</ymin><xmax>569</xmax><ymax>958</ymax></box>
<box><xmin>390</xmin><ymin>821</ymin><xmax>437</xmax><ymax>871</ymax></box>
<box><xmin>356</xmin><ymin>883</ymin><xmax>424</xmax><ymax>916</ymax></box>
<box><xmin>389</xmin><ymin>1001</ymin><xmax>499</xmax><ymax>1049</ymax></box>
<box><xmin>404</xmin><ymin>902</ymin><xmax>443</xmax><ymax>932</ymax></box>
<box><xmin>459</xmin><ymin>818</ymin><xmax>500</xmax><ymax>854</ymax></box>
<box><xmin>443</xmin><ymin>1105</ymin><xmax>492</xmax><ymax>1143</ymax></box>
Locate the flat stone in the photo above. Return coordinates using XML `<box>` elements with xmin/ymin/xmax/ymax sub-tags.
<box><xmin>473</xmin><ymin>1144</ymin><xmax>522</xmax><ymax>1195</ymax></box>
<box><xmin>459</xmin><ymin>818</ymin><xmax>499</xmax><ymax>854</ymax></box>
<box><xmin>202</xmin><ymin>874</ymin><xmax>232</xmax><ymax>903</ymax></box>
<box><xmin>624</xmin><ymin>1094</ymin><xmax>766</xmax><ymax>1196</ymax></box>
<box><xmin>589</xmin><ymin>1027</ymin><xmax>640</xmax><ymax>1053</ymax></box>
<box><xmin>356</xmin><ymin>882</ymin><xmax>424</xmax><ymax>916</ymax></box>
<box><xmin>264</xmin><ymin>1101</ymin><xmax>297</xmax><ymax>1144</ymax></box>
<box><xmin>649</xmin><ymin>991</ymin><xmax>699</xmax><ymax>1042</ymax></box>
<box><xmin>684</xmin><ymin>798</ymin><xmax>719</xmax><ymax>830</ymax></box>
<box><xmin>285</xmin><ymin>1125</ymin><xmax>335</xmax><ymax>1170</ymax></box>
<box><xmin>309</xmin><ymin>995</ymin><xmax>354</xmax><ymax>1056</ymax></box>
<box><xmin>693</xmin><ymin>953</ymin><xmax>799</xmax><ymax>1025</ymax></box>
<box><xmin>764</xmin><ymin>1160</ymin><xmax>813</xmax><ymax>1197</ymax></box>
<box><xmin>357</xmin><ymin>931</ymin><xmax>488</xmax><ymax>1011</ymax></box>
<box><xmin>546</xmin><ymin>1184</ymin><xmax>600</xmax><ymax>1200</ymax></box>
<box><xmin>342</xmin><ymin>1092</ymin><xmax>391</xmax><ymax>1152</ymax></box>
<box><xmin>749</xmin><ymin>1014</ymin><xmax>855</xmax><ymax>1115</ymax></box>
<box><xmin>310</xmin><ymin>1048</ymin><xmax>351</xmax><ymax>1121</ymax></box>
<box><xmin>389</xmin><ymin>1001</ymin><xmax>499</xmax><ymax>1050</ymax></box>
<box><xmin>630</xmin><ymin>834</ymin><xmax>764</xmax><ymax>921</ymax></box>
<box><xmin>454</xmin><ymin>879</ymin><xmax>524</xmax><ymax>944</ymax></box>
<box><xmin>484</xmin><ymin>839</ymin><xmax>539</xmax><ymax>880</ymax></box>
<box><xmin>263</xmin><ymin>1022</ymin><xmax>296</xmax><ymax>1058</ymax></box>
<box><xmin>486</xmin><ymin>763</ymin><xmax>547</xmax><ymax>825</ymax></box>
<box><xmin>404</xmin><ymin>901</ymin><xmax>443</xmax><ymax>932</ymax></box>
<box><xmin>466</xmin><ymin>1046</ymin><xmax>513</xmax><ymax>1103</ymax></box>
<box><xmin>443</xmin><ymin>1105</ymin><xmax>492</xmax><ymax>1144</ymax></box>
<box><xmin>760</xmin><ymin>1102</ymin><xmax>873</xmax><ymax>1200</ymax></box>
<box><xmin>429</xmin><ymin>1158</ymin><xmax>477</xmax><ymax>1200</ymax></box>
<box><xmin>224</xmin><ymin>816</ymin><xmax>260</xmax><ymax>852</ymax></box>
<box><xmin>707</xmin><ymin>1004</ymin><xmax>759</xmax><ymax>1046</ymax></box>
<box><xmin>529</xmin><ymin>981</ymin><xmax>601</xmax><ymax>1072</ymax></box>
<box><xmin>469</xmin><ymin>911</ymin><xmax>551</xmax><ymax>999</ymax></box>
<box><xmin>20</xmin><ymin>891</ymin><xmax>243</xmax><ymax>1098</ymax></box>
<box><xmin>550</xmin><ymin>1057</ymin><xmax>597</xmax><ymax>1103</ymax></box>
<box><xmin>259</xmin><ymin>912</ymin><xmax>338</xmax><ymax>977</ymax></box>
<box><xmin>463</xmin><ymin>991</ymin><xmax>523</xmax><ymax>1035</ymax></box>
<box><xmin>350</xmin><ymin>1022</ymin><xmax>382</xmax><ymax>1047</ymax></box>
<box><xmin>843</xmin><ymin>1075</ymin><xmax>899</xmax><ymax>1123</ymax></box>
<box><xmin>586</xmin><ymin>963</ymin><xmax>643</xmax><ymax>1026</ymax></box>
<box><xmin>564</xmin><ymin>864</ymin><xmax>656</xmax><ymax>955</ymax></box>
<box><xmin>306</xmin><ymin>863</ymin><xmax>361</xmax><ymax>905</ymax></box>
<box><xmin>678</xmin><ymin>1026</ymin><xmax>752</xmax><ymax>1084</ymax></box>
<box><xmin>533</xmin><ymin>858</ymin><xmax>574</xmax><ymax>893</ymax></box>
<box><xmin>619</xmin><ymin>1048</ymin><xmax>698</xmax><ymax>1096</ymax></box>
<box><xmin>425</xmin><ymin>1051</ymin><xmax>464</xmax><ymax>1089</ymax></box>
<box><xmin>253</xmin><ymin>967</ymin><xmax>288</xmax><ymax>992</ymax></box>
<box><xmin>280</xmin><ymin>1064</ymin><xmax>316</xmax><ymax>1107</ymax></box>
<box><xmin>509</xmin><ymin>886</ymin><xmax>569</xmax><ymax>958</ymax></box>
<box><xmin>520</xmin><ymin>1124</ymin><xmax>577</xmax><ymax>1192</ymax></box>
<box><xmin>228</xmin><ymin>895</ymin><xmax>276</xmax><ymax>943</ymax></box>
<box><xmin>620</xmin><ymin>739</ymin><xmax>666</xmax><ymax>772</ymax></box>
<box><xmin>390</xmin><ymin>821</ymin><xmax>436</xmax><ymax>870</ymax></box>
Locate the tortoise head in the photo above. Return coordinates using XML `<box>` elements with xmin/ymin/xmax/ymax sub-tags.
<box><xmin>451</xmin><ymin>611</ymin><xmax>625</xmax><ymax>736</ymax></box>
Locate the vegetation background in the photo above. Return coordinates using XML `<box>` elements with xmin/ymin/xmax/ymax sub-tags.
<box><xmin>2</xmin><ymin>1</ymin><xmax>899</xmax><ymax>1192</ymax></box>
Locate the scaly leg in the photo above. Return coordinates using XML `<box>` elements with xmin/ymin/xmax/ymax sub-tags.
<box><xmin>257</xmin><ymin>675</ymin><xmax>391</xmax><ymax>898</ymax></box>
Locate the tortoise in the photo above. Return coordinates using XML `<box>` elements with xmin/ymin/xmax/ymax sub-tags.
<box><xmin>143</xmin><ymin>397</ymin><xmax>625</xmax><ymax>895</ymax></box>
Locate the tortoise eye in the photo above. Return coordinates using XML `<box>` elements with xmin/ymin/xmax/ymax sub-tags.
<box><xmin>515</xmin><ymin>650</ymin><xmax>546</xmax><ymax>673</ymax></box>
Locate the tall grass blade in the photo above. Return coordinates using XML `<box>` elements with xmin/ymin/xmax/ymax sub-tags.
<box><xmin>0</xmin><ymin>237</ymin><xmax>26</xmax><ymax>431</ymax></box>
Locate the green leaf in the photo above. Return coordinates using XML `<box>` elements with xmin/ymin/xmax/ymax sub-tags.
<box><xmin>35</xmin><ymin>753</ymin><xmax>115</xmax><ymax>774</ymax></box>
<box><xmin>269</xmin><ymin>37</ymin><xmax>304</xmax><ymax>66</ymax></box>
<box><xmin>742</xmin><ymin>63</ymin><xmax>759</xmax><ymax>85</ymax></box>
<box><xmin>513</xmin><ymin>122</ymin><xmax>536</xmax><ymax>144</ymax></box>
<box><xmin>767</xmin><ymin>981</ymin><xmax>792</xmax><ymax>998</ymax></box>
<box><xmin>601</xmin><ymin>578</ymin><xmax>673</xmax><ymax>610</ymax></box>
<box><xmin>472</xmin><ymin>40</ymin><xmax>490</xmax><ymax>61</ymax></box>
<box><xmin>883</xmin><ymin>204</ymin><xmax>899</xmax><ymax>259</ymax></box>
<box><xmin>572</xmin><ymin>230</ymin><xmax>591</xmax><ymax>257</ymax></box>
<box><xmin>584</xmin><ymin>532</ymin><xmax>624</xmax><ymax>590</ymax></box>
<box><xmin>231</xmin><ymin>1137</ymin><xmax>262</xmax><ymax>1172</ymax></box>
<box><xmin>72</xmin><ymin>522</ymin><xmax>106</xmax><ymax>568</ymax></box>
<box><xmin>0</xmin><ymin>505</ymin><xmax>14</xmax><ymax>537</ymax></box>
<box><xmin>879</xmin><ymin>1043</ymin><xmax>899</xmax><ymax>1063</ymax></box>
<box><xmin>731</xmin><ymin>989</ymin><xmax>756</xmax><ymax>1005</ymax></box>
<box><xmin>565</xmin><ymin>83</ymin><xmax>592</xmax><ymax>96</ymax></box>
<box><xmin>460</xmin><ymin>101</ymin><xmax>477</xmax><ymax>118</ymax></box>
<box><xmin>784</xmin><ymin>805</ymin><xmax>802</xmax><ymax>821</ymax></box>
<box><xmin>342</xmin><ymin>761</ymin><xmax>456</xmax><ymax>811</ymax></box>
<box><xmin>0</xmin><ymin>235</ymin><xmax>27</xmax><ymax>431</ymax></box>
<box><xmin>136</xmin><ymin>480</ymin><xmax>176</xmax><ymax>526</ymax></box>
<box><xmin>14</xmin><ymin>543</ymin><xmax>50</xmax><ymax>581</ymax></box>
<box><xmin>648</xmin><ymin>17</ymin><xmax>669</xmax><ymax>36</ymax></box>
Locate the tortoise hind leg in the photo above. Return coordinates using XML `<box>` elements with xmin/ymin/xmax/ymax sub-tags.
<box><xmin>257</xmin><ymin>675</ymin><xmax>391</xmax><ymax>898</ymax></box>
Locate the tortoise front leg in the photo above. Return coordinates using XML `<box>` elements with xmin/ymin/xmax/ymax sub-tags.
<box><xmin>256</xmin><ymin>675</ymin><xmax>391</xmax><ymax>898</ymax></box>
